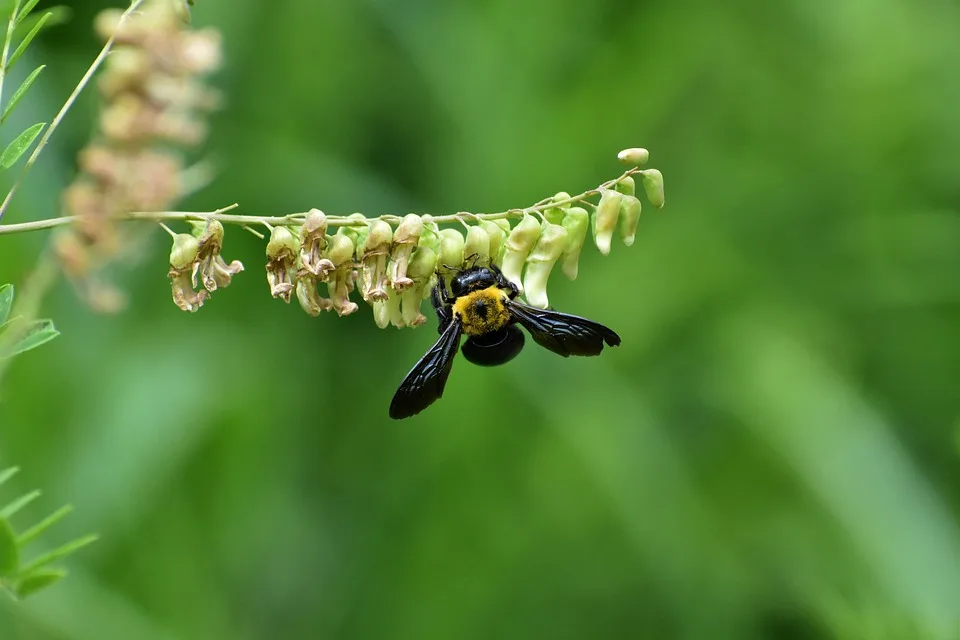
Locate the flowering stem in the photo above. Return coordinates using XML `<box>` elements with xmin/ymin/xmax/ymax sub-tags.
<box><xmin>0</xmin><ymin>0</ymin><xmax>147</xmax><ymax>224</ymax></box>
<box><xmin>0</xmin><ymin>167</ymin><xmax>644</xmax><ymax>236</ymax></box>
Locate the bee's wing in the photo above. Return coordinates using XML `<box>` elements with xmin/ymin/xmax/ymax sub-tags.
<box><xmin>389</xmin><ymin>318</ymin><xmax>463</xmax><ymax>419</ymax></box>
<box><xmin>505</xmin><ymin>299</ymin><xmax>621</xmax><ymax>357</ymax></box>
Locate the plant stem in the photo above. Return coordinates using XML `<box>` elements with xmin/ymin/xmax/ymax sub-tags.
<box><xmin>0</xmin><ymin>0</ymin><xmax>146</xmax><ymax>225</ymax></box>
<box><xmin>0</xmin><ymin>167</ymin><xmax>644</xmax><ymax>236</ymax></box>
<box><xmin>0</xmin><ymin>0</ymin><xmax>22</xmax><ymax>110</ymax></box>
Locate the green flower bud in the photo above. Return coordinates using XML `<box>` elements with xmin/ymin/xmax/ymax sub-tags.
<box><xmin>560</xmin><ymin>206</ymin><xmax>590</xmax><ymax>281</ymax></box>
<box><xmin>618</xmin><ymin>195</ymin><xmax>642</xmax><ymax>247</ymax></box>
<box><xmin>389</xmin><ymin>214</ymin><xmax>424</xmax><ymax>292</ymax></box>
<box><xmin>325</xmin><ymin>230</ymin><xmax>356</xmax><ymax>266</ymax></box>
<box><xmin>170</xmin><ymin>233</ymin><xmax>199</xmax><ymax>270</ymax></box>
<box><xmin>437</xmin><ymin>228</ymin><xmax>465</xmax><ymax>274</ymax></box>
<box><xmin>372</xmin><ymin>279</ymin><xmax>407</xmax><ymax>328</ymax></box>
<box><xmin>358</xmin><ymin>220</ymin><xmax>393</xmax><ymax>302</ymax></box>
<box><xmin>190</xmin><ymin>219</ymin><xmax>243</xmax><ymax>292</ymax></box>
<box><xmin>325</xmin><ymin>230</ymin><xmax>358</xmax><ymax>316</ymax></box>
<box><xmin>641</xmin><ymin>169</ymin><xmax>665</xmax><ymax>208</ymax></box>
<box><xmin>501</xmin><ymin>213</ymin><xmax>541</xmax><ymax>291</ymax></box>
<box><xmin>266</xmin><ymin>226</ymin><xmax>299</xmax><ymax>302</ymax></box>
<box><xmin>614</xmin><ymin>176</ymin><xmax>636</xmax><ymax>197</ymax></box>
<box><xmin>339</xmin><ymin>213</ymin><xmax>369</xmax><ymax>246</ymax></box>
<box><xmin>299</xmin><ymin>209</ymin><xmax>334</xmax><ymax>280</ymax></box>
<box><xmin>523</xmin><ymin>222</ymin><xmax>567</xmax><ymax>309</ymax></box>
<box><xmin>401</xmin><ymin>246</ymin><xmax>438</xmax><ymax>327</ymax></box>
<box><xmin>592</xmin><ymin>190</ymin><xmax>623</xmax><ymax>256</ymax></box>
<box><xmin>463</xmin><ymin>225</ymin><xmax>491</xmax><ymax>264</ymax></box>
<box><xmin>545</xmin><ymin>191</ymin><xmax>572</xmax><ymax>224</ymax></box>
<box><xmin>296</xmin><ymin>276</ymin><xmax>333</xmax><ymax>316</ymax></box>
<box><xmin>168</xmin><ymin>233</ymin><xmax>207</xmax><ymax>312</ymax></box>
<box><xmin>479</xmin><ymin>219</ymin><xmax>509</xmax><ymax>262</ymax></box>
<box><xmin>617</xmin><ymin>147</ymin><xmax>650</xmax><ymax>166</ymax></box>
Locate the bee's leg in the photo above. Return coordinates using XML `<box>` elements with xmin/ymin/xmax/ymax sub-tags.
<box><xmin>489</xmin><ymin>262</ymin><xmax>520</xmax><ymax>299</ymax></box>
<box><xmin>431</xmin><ymin>277</ymin><xmax>455</xmax><ymax>332</ymax></box>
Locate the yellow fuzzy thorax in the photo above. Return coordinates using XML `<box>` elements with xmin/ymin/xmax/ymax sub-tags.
<box><xmin>452</xmin><ymin>286</ymin><xmax>511</xmax><ymax>336</ymax></box>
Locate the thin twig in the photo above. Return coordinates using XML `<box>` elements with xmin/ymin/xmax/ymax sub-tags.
<box><xmin>0</xmin><ymin>167</ymin><xmax>644</xmax><ymax>237</ymax></box>
<box><xmin>0</xmin><ymin>0</ymin><xmax>147</xmax><ymax>224</ymax></box>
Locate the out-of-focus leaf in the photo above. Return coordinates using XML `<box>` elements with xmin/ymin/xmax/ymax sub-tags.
<box><xmin>0</xmin><ymin>284</ymin><xmax>12</xmax><ymax>325</ymax></box>
<box><xmin>1</xmin><ymin>64</ymin><xmax>44</xmax><ymax>124</ymax></box>
<box><xmin>17</xmin><ymin>534</ymin><xmax>98</xmax><ymax>575</ymax></box>
<box><xmin>0</xmin><ymin>489</ymin><xmax>40</xmax><ymax>519</ymax></box>
<box><xmin>13</xmin><ymin>567</ymin><xmax>66</xmax><ymax>598</ymax></box>
<box><xmin>0</xmin><ymin>467</ymin><xmax>18</xmax><ymax>487</ymax></box>
<box><xmin>0</xmin><ymin>121</ymin><xmax>44</xmax><ymax>169</ymax></box>
<box><xmin>16</xmin><ymin>505</ymin><xmax>72</xmax><ymax>548</ymax></box>
<box><xmin>13</xmin><ymin>5</ymin><xmax>69</xmax><ymax>34</ymax></box>
<box><xmin>6</xmin><ymin>11</ymin><xmax>51</xmax><ymax>70</ymax></box>
<box><xmin>15</xmin><ymin>0</ymin><xmax>41</xmax><ymax>26</ymax></box>
<box><xmin>0</xmin><ymin>318</ymin><xmax>59</xmax><ymax>358</ymax></box>
<box><xmin>0</xmin><ymin>519</ymin><xmax>19</xmax><ymax>577</ymax></box>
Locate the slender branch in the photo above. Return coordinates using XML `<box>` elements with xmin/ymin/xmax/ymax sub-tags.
<box><xmin>0</xmin><ymin>167</ymin><xmax>644</xmax><ymax>237</ymax></box>
<box><xmin>0</xmin><ymin>0</ymin><xmax>22</xmax><ymax>109</ymax></box>
<box><xmin>0</xmin><ymin>0</ymin><xmax>146</xmax><ymax>224</ymax></box>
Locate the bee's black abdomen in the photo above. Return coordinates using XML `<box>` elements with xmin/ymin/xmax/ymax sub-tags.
<box><xmin>461</xmin><ymin>326</ymin><xmax>525</xmax><ymax>367</ymax></box>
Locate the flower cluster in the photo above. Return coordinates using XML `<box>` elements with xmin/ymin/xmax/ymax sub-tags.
<box><xmin>54</xmin><ymin>0</ymin><xmax>221</xmax><ymax>311</ymax></box>
<box><xmin>166</xmin><ymin>149</ymin><xmax>666</xmax><ymax>326</ymax></box>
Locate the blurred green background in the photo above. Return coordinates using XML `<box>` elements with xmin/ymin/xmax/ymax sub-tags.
<box><xmin>1</xmin><ymin>0</ymin><xmax>960</xmax><ymax>638</ymax></box>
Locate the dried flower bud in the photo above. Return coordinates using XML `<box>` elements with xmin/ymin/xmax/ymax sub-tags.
<box><xmin>358</xmin><ymin>220</ymin><xmax>393</xmax><ymax>302</ymax></box>
<box><xmin>168</xmin><ymin>233</ymin><xmax>206</xmax><ymax>312</ymax></box>
<box><xmin>299</xmin><ymin>209</ymin><xmax>335</xmax><ymax>279</ymax></box>
<box><xmin>479</xmin><ymin>219</ymin><xmax>509</xmax><ymax>262</ymax></box>
<box><xmin>545</xmin><ymin>192</ymin><xmax>572</xmax><ymax>224</ymax></box>
<box><xmin>326</xmin><ymin>231</ymin><xmax>359</xmax><ymax>316</ymax></box>
<box><xmin>614</xmin><ymin>176</ymin><xmax>636</xmax><ymax>197</ymax></box>
<box><xmin>560</xmin><ymin>206</ymin><xmax>590</xmax><ymax>281</ymax></box>
<box><xmin>401</xmin><ymin>246</ymin><xmax>439</xmax><ymax>327</ymax></box>
<box><xmin>266</xmin><ymin>226</ymin><xmax>299</xmax><ymax>302</ymax></box>
<box><xmin>190</xmin><ymin>219</ymin><xmax>243</xmax><ymax>292</ymax></box>
<box><xmin>617</xmin><ymin>147</ymin><xmax>650</xmax><ymax>166</ymax></box>
<box><xmin>437</xmin><ymin>228</ymin><xmax>465</xmax><ymax>274</ymax></box>
<box><xmin>618</xmin><ymin>195</ymin><xmax>642</xmax><ymax>247</ymax></box>
<box><xmin>296</xmin><ymin>276</ymin><xmax>333</xmax><ymax>316</ymax></box>
<box><xmin>389</xmin><ymin>214</ymin><xmax>424</xmax><ymax>291</ymax></box>
<box><xmin>641</xmin><ymin>169</ymin><xmax>665</xmax><ymax>208</ymax></box>
<box><xmin>523</xmin><ymin>222</ymin><xmax>567</xmax><ymax>309</ymax></box>
<box><xmin>593</xmin><ymin>190</ymin><xmax>623</xmax><ymax>256</ymax></box>
<box><xmin>501</xmin><ymin>214</ymin><xmax>542</xmax><ymax>291</ymax></box>
<box><xmin>463</xmin><ymin>225</ymin><xmax>491</xmax><ymax>264</ymax></box>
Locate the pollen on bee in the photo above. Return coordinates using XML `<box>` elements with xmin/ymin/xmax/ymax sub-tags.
<box><xmin>453</xmin><ymin>286</ymin><xmax>511</xmax><ymax>336</ymax></box>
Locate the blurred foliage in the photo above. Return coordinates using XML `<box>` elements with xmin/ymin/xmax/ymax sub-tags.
<box><xmin>0</xmin><ymin>0</ymin><xmax>959</xmax><ymax>638</ymax></box>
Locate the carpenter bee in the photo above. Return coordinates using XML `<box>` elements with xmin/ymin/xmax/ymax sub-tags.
<box><xmin>389</xmin><ymin>261</ymin><xmax>621</xmax><ymax>419</ymax></box>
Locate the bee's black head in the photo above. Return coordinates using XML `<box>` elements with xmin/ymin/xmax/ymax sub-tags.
<box><xmin>450</xmin><ymin>266</ymin><xmax>498</xmax><ymax>298</ymax></box>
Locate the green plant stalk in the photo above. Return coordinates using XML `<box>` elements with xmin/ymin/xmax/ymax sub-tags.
<box><xmin>0</xmin><ymin>167</ymin><xmax>646</xmax><ymax>236</ymax></box>
<box><xmin>0</xmin><ymin>0</ymin><xmax>146</xmax><ymax>224</ymax></box>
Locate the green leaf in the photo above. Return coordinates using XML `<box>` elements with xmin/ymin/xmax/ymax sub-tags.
<box><xmin>14</xmin><ymin>0</ymin><xmax>40</xmax><ymax>26</ymax></box>
<box><xmin>1</xmin><ymin>64</ymin><xmax>44</xmax><ymax>124</ymax></box>
<box><xmin>0</xmin><ymin>519</ymin><xmax>19</xmax><ymax>577</ymax></box>
<box><xmin>0</xmin><ymin>489</ymin><xmax>39</xmax><ymax>519</ymax></box>
<box><xmin>0</xmin><ymin>122</ymin><xmax>44</xmax><ymax>170</ymax></box>
<box><xmin>16</xmin><ymin>504</ymin><xmax>72</xmax><ymax>548</ymax></box>
<box><xmin>0</xmin><ymin>467</ymin><xmax>19</xmax><ymax>487</ymax></box>
<box><xmin>0</xmin><ymin>318</ymin><xmax>59</xmax><ymax>358</ymax></box>
<box><xmin>7</xmin><ymin>11</ymin><xmax>51</xmax><ymax>71</ymax></box>
<box><xmin>0</xmin><ymin>284</ymin><xmax>12</xmax><ymax>325</ymax></box>
<box><xmin>13</xmin><ymin>5</ymin><xmax>69</xmax><ymax>37</ymax></box>
<box><xmin>18</xmin><ymin>534</ymin><xmax>98</xmax><ymax>575</ymax></box>
<box><xmin>13</xmin><ymin>567</ymin><xmax>66</xmax><ymax>598</ymax></box>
